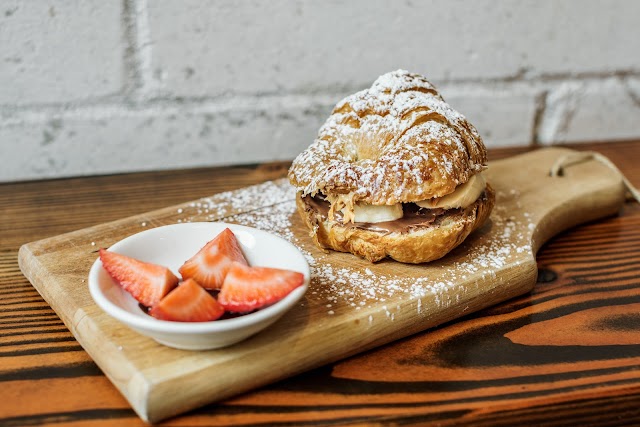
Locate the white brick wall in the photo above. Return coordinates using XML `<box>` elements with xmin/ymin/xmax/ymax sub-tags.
<box><xmin>0</xmin><ymin>1</ymin><xmax>124</xmax><ymax>104</ymax></box>
<box><xmin>442</xmin><ymin>83</ymin><xmax>541</xmax><ymax>148</ymax></box>
<box><xmin>1</xmin><ymin>0</ymin><xmax>639</xmax><ymax>182</ymax></box>
<box><xmin>538</xmin><ymin>78</ymin><xmax>640</xmax><ymax>144</ymax></box>
<box><xmin>0</xmin><ymin>97</ymin><xmax>335</xmax><ymax>180</ymax></box>
<box><xmin>146</xmin><ymin>0</ymin><xmax>640</xmax><ymax>95</ymax></box>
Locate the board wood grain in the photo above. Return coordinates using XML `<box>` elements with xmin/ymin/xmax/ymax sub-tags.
<box><xmin>17</xmin><ymin>147</ymin><xmax>627</xmax><ymax>422</ymax></box>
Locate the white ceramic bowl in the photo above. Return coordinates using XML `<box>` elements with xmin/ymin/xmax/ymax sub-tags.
<box><xmin>88</xmin><ymin>222</ymin><xmax>310</xmax><ymax>350</ymax></box>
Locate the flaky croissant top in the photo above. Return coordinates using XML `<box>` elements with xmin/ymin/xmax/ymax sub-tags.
<box><xmin>288</xmin><ymin>70</ymin><xmax>487</xmax><ymax>209</ymax></box>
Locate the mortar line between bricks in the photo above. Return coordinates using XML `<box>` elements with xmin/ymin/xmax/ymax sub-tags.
<box><xmin>132</xmin><ymin>0</ymin><xmax>156</xmax><ymax>97</ymax></box>
<box><xmin>0</xmin><ymin>95</ymin><xmax>341</xmax><ymax>125</ymax></box>
<box><xmin>122</xmin><ymin>0</ymin><xmax>140</xmax><ymax>96</ymax></box>
<box><xmin>622</xmin><ymin>80</ymin><xmax>640</xmax><ymax>108</ymax></box>
<box><xmin>2</xmin><ymin>71</ymin><xmax>640</xmax><ymax>117</ymax></box>
<box><xmin>122</xmin><ymin>0</ymin><xmax>156</xmax><ymax>100</ymax></box>
<box><xmin>1</xmin><ymin>74</ymin><xmax>640</xmax><ymax>127</ymax></box>
<box><xmin>530</xmin><ymin>91</ymin><xmax>549</xmax><ymax>147</ymax></box>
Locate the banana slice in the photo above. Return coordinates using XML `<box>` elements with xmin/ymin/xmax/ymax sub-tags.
<box><xmin>352</xmin><ymin>203</ymin><xmax>403</xmax><ymax>223</ymax></box>
<box><xmin>416</xmin><ymin>173</ymin><xmax>486</xmax><ymax>210</ymax></box>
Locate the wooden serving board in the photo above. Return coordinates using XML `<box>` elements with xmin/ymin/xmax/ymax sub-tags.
<box><xmin>18</xmin><ymin>148</ymin><xmax>627</xmax><ymax>423</ymax></box>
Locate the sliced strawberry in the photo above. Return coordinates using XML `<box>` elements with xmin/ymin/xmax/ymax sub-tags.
<box><xmin>218</xmin><ymin>262</ymin><xmax>305</xmax><ymax>313</ymax></box>
<box><xmin>178</xmin><ymin>228</ymin><xmax>248</xmax><ymax>290</ymax></box>
<box><xmin>99</xmin><ymin>248</ymin><xmax>179</xmax><ymax>308</ymax></box>
<box><xmin>149</xmin><ymin>278</ymin><xmax>224</xmax><ymax>322</ymax></box>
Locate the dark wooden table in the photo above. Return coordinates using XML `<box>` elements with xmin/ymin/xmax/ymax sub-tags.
<box><xmin>2</xmin><ymin>141</ymin><xmax>639</xmax><ymax>426</ymax></box>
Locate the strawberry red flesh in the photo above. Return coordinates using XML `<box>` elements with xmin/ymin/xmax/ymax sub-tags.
<box><xmin>178</xmin><ymin>228</ymin><xmax>248</xmax><ymax>290</ymax></box>
<box><xmin>218</xmin><ymin>262</ymin><xmax>305</xmax><ymax>313</ymax></box>
<box><xmin>150</xmin><ymin>278</ymin><xmax>224</xmax><ymax>322</ymax></box>
<box><xmin>99</xmin><ymin>248</ymin><xmax>179</xmax><ymax>308</ymax></box>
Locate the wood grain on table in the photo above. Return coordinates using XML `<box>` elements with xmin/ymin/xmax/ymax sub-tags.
<box><xmin>1</xmin><ymin>141</ymin><xmax>640</xmax><ymax>426</ymax></box>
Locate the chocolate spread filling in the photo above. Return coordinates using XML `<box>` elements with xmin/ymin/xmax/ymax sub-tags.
<box><xmin>303</xmin><ymin>195</ymin><xmax>460</xmax><ymax>234</ymax></box>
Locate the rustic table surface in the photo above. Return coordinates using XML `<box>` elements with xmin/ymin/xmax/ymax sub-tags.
<box><xmin>1</xmin><ymin>141</ymin><xmax>639</xmax><ymax>426</ymax></box>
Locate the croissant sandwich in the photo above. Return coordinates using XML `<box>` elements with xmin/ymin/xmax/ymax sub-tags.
<box><xmin>288</xmin><ymin>69</ymin><xmax>495</xmax><ymax>264</ymax></box>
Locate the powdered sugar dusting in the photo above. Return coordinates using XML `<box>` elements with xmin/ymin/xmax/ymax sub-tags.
<box><xmin>175</xmin><ymin>180</ymin><xmax>294</xmax><ymax>222</ymax></box>
<box><xmin>288</xmin><ymin>69</ymin><xmax>487</xmax><ymax>206</ymax></box>
<box><xmin>168</xmin><ymin>180</ymin><xmax>535</xmax><ymax>323</ymax></box>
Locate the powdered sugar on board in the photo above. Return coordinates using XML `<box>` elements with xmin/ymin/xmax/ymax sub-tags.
<box><xmin>167</xmin><ymin>178</ymin><xmax>535</xmax><ymax>323</ymax></box>
<box><xmin>174</xmin><ymin>180</ymin><xmax>294</xmax><ymax>223</ymax></box>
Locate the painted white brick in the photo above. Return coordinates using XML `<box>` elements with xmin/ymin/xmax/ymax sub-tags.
<box><xmin>0</xmin><ymin>1</ymin><xmax>125</xmax><ymax>105</ymax></box>
<box><xmin>146</xmin><ymin>0</ymin><xmax>640</xmax><ymax>98</ymax></box>
<box><xmin>1</xmin><ymin>84</ymin><xmax>542</xmax><ymax>182</ymax></box>
<box><xmin>0</xmin><ymin>98</ymin><xmax>334</xmax><ymax>182</ymax></box>
<box><xmin>442</xmin><ymin>85</ymin><xmax>539</xmax><ymax>148</ymax></box>
<box><xmin>538</xmin><ymin>78</ymin><xmax>640</xmax><ymax>145</ymax></box>
<box><xmin>503</xmin><ymin>1</ymin><xmax>640</xmax><ymax>77</ymax></box>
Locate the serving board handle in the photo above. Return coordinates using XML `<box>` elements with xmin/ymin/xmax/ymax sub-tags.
<box><xmin>487</xmin><ymin>147</ymin><xmax>627</xmax><ymax>255</ymax></box>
